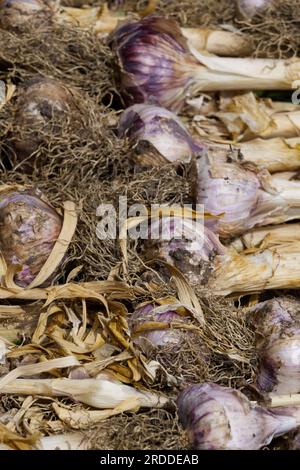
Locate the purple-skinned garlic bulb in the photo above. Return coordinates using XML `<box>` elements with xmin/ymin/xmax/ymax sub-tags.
<box><xmin>109</xmin><ymin>15</ymin><xmax>300</xmax><ymax>113</ymax></box>
<box><xmin>193</xmin><ymin>147</ymin><xmax>300</xmax><ymax>238</ymax></box>
<box><xmin>237</xmin><ymin>0</ymin><xmax>272</xmax><ymax>18</ymax></box>
<box><xmin>178</xmin><ymin>382</ymin><xmax>300</xmax><ymax>450</ymax></box>
<box><xmin>118</xmin><ymin>104</ymin><xmax>203</xmax><ymax>166</ymax></box>
<box><xmin>143</xmin><ymin>216</ymin><xmax>225</xmax><ymax>285</ymax></box>
<box><xmin>0</xmin><ymin>186</ymin><xmax>62</xmax><ymax>287</ymax></box>
<box><xmin>109</xmin><ymin>15</ymin><xmax>201</xmax><ymax>112</ymax></box>
<box><xmin>129</xmin><ymin>303</ymin><xmax>187</xmax><ymax>355</ymax></box>
<box><xmin>129</xmin><ymin>300</ymin><xmax>209</xmax><ymax>383</ymax></box>
<box><xmin>249</xmin><ymin>298</ymin><xmax>300</xmax><ymax>395</ymax></box>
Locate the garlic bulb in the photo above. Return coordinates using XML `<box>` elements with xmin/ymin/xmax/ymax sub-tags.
<box><xmin>0</xmin><ymin>187</ymin><xmax>62</xmax><ymax>287</ymax></box>
<box><xmin>143</xmin><ymin>216</ymin><xmax>225</xmax><ymax>285</ymax></box>
<box><xmin>109</xmin><ymin>15</ymin><xmax>201</xmax><ymax>112</ymax></box>
<box><xmin>0</xmin><ymin>375</ymin><xmax>169</xmax><ymax>409</ymax></box>
<box><xmin>110</xmin><ymin>15</ymin><xmax>300</xmax><ymax>113</ymax></box>
<box><xmin>178</xmin><ymin>382</ymin><xmax>300</xmax><ymax>450</ymax></box>
<box><xmin>129</xmin><ymin>303</ymin><xmax>187</xmax><ymax>355</ymax></box>
<box><xmin>193</xmin><ymin>147</ymin><xmax>300</xmax><ymax>238</ymax></box>
<box><xmin>118</xmin><ymin>104</ymin><xmax>202</xmax><ymax>165</ymax></box>
<box><xmin>0</xmin><ymin>0</ymin><xmax>51</xmax><ymax>29</ymax></box>
<box><xmin>237</xmin><ymin>0</ymin><xmax>272</xmax><ymax>18</ymax></box>
<box><xmin>249</xmin><ymin>298</ymin><xmax>300</xmax><ymax>395</ymax></box>
<box><xmin>13</xmin><ymin>77</ymin><xmax>76</xmax><ymax>161</ymax></box>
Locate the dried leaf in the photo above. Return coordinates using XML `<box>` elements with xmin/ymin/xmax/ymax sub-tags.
<box><xmin>0</xmin><ymin>356</ymin><xmax>79</xmax><ymax>389</ymax></box>
<box><xmin>28</xmin><ymin>201</ymin><xmax>77</xmax><ymax>288</ymax></box>
<box><xmin>0</xmin><ymin>422</ymin><xmax>38</xmax><ymax>450</ymax></box>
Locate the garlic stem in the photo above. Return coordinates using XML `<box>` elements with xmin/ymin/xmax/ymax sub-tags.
<box><xmin>230</xmin><ymin>223</ymin><xmax>300</xmax><ymax>252</ymax></box>
<box><xmin>210</xmin><ymin>243</ymin><xmax>300</xmax><ymax>295</ymax></box>
<box><xmin>0</xmin><ymin>377</ymin><xmax>168</xmax><ymax>409</ymax></box>
<box><xmin>191</xmin><ymin>51</ymin><xmax>300</xmax><ymax>92</ymax></box>
<box><xmin>239</xmin><ymin>137</ymin><xmax>300</xmax><ymax>172</ymax></box>
<box><xmin>270</xmin><ymin>394</ymin><xmax>300</xmax><ymax>408</ymax></box>
<box><xmin>181</xmin><ymin>28</ymin><xmax>253</xmax><ymax>57</ymax></box>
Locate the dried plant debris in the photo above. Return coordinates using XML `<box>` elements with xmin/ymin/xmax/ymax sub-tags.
<box><xmin>88</xmin><ymin>408</ymin><xmax>188</xmax><ymax>450</ymax></box>
<box><xmin>0</xmin><ymin>21</ymin><xmax>114</xmax><ymax>101</ymax></box>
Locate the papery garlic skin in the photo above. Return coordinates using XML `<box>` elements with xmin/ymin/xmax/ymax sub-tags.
<box><xmin>178</xmin><ymin>383</ymin><xmax>299</xmax><ymax>450</ymax></box>
<box><xmin>257</xmin><ymin>338</ymin><xmax>300</xmax><ymax>394</ymax></box>
<box><xmin>0</xmin><ymin>0</ymin><xmax>51</xmax><ymax>28</ymax></box>
<box><xmin>144</xmin><ymin>216</ymin><xmax>225</xmax><ymax>285</ymax></box>
<box><xmin>249</xmin><ymin>298</ymin><xmax>300</xmax><ymax>395</ymax></box>
<box><xmin>237</xmin><ymin>0</ymin><xmax>272</xmax><ymax>18</ymax></box>
<box><xmin>13</xmin><ymin>77</ymin><xmax>76</xmax><ymax>160</ymax></box>
<box><xmin>193</xmin><ymin>148</ymin><xmax>300</xmax><ymax>238</ymax></box>
<box><xmin>109</xmin><ymin>15</ymin><xmax>201</xmax><ymax>112</ymax></box>
<box><xmin>118</xmin><ymin>104</ymin><xmax>202</xmax><ymax>164</ymax></box>
<box><xmin>0</xmin><ymin>187</ymin><xmax>62</xmax><ymax>287</ymax></box>
<box><xmin>129</xmin><ymin>303</ymin><xmax>186</xmax><ymax>354</ymax></box>
<box><xmin>249</xmin><ymin>298</ymin><xmax>300</xmax><ymax>340</ymax></box>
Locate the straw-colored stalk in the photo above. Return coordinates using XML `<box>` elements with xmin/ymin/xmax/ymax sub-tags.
<box><xmin>237</xmin><ymin>111</ymin><xmax>300</xmax><ymax>141</ymax></box>
<box><xmin>181</xmin><ymin>28</ymin><xmax>253</xmax><ymax>57</ymax></box>
<box><xmin>51</xmin><ymin>400</ymin><xmax>142</xmax><ymax>429</ymax></box>
<box><xmin>197</xmin><ymin>136</ymin><xmax>300</xmax><ymax>173</ymax></box>
<box><xmin>189</xmin><ymin>48</ymin><xmax>300</xmax><ymax>93</ymax></box>
<box><xmin>57</xmin><ymin>4</ymin><xmax>253</xmax><ymax>56</ymax></box>
<box><xmin>209</xmin><ymin>242</ymin><xmax>300</xmax><ymax>296</ymax></box>
<box><xmin>215</xmin><ymin>92</ymin><xmax>300</xmax><ymax>142</ymax></box>
<box><xmin>0</xmin><ymin>422</ymin><xmax>39</xmax><ymax>450</ymax></box>
<box><xmin>0</xmin><ymin>376</ymin><xmax>168</xmax><ymax>409</ymax></box>
<box><xmin>230</xmin><ymin>223</ymin><xmax>300</xmax><ymax>252</ymax></box>
<box><xmin>0</xmin><ymin>279</ymin><xmax>145</xmax><ymax>303</ymax></box>
<box><xmin>270</xmin><ymin>394</ymin><xmax>300</xmax><ymax>408</ymax></box>
<box><xmin>58</xmin><ymin>4</ymin><xmax>128</xmax><ymax>33</ymax></box>
<box><xmin>239</xmin><ymin>137</ymin><xmax>300</xmax><ymax>173</ymax></box>
<box><xmin>0</xmin><ymin>82</ymin><xmax>15</xmax><ymax>111</ymax></box>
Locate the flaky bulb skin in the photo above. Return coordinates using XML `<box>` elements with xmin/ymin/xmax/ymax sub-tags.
<box><xmin>194</xmin><ymin>151</ymin><xmax>261</xmax><ymax>238</ymax></box>
<box><xmin>143</xmin><ymin>216</ymin><xmax>225</xmax><ymax>285</ymax></box>
<box><xmin>13</xmin><ymin>77</ymin><xmax>75</xmax><ymax>160</ymax></box>
<box><xmin>0</xmin><ymin>0</ymin><xmax>51</xmax><ymax>29</ymax></box>
<box><xmin>237</xmin><ymin>0</ymin><xmax>272</xmax><ymax>18</ymax></box>
<box><xmin>129</xmin><ymin>303</ymin><xmax>187</xmax><ymax>354</ymax></box>
<box><xmin>109</xmin><ymin>15</ymin><xmax>200</xmax><ymax>112</ymax></box>
<box><xmin>178</xmin><ymin>383</ymin><xmax>297</xmax><ymax>450</ymax></box>
<box><xmin>0</xmin><ymin>188</ymin><xmax>62</xmax><ymax>287</ymax></box>
<box><xmin>118</xmin><ymin>104</ymin><xmax>202</xmax><ymax>165</ymax></box>
<box><xmin>249</xmin><ymin>298</ymin><xmax>300</xmax><ymax>394</ymax></box>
